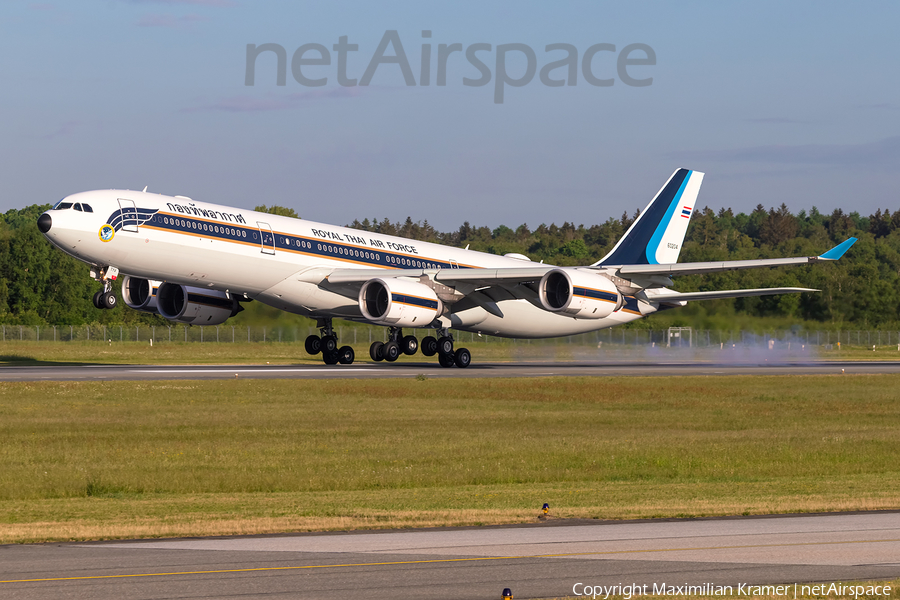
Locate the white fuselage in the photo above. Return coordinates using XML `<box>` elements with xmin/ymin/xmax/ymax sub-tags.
<box><xmin>42</xmin><ymin>190</ymin><xmax>655</xmax><ymax>338</ymax></box>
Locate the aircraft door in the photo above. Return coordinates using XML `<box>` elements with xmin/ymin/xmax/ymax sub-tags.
<box><xmin>257</xmin><ymin>221</ymin><xmax>275</xmax><ymax>255</ymax></box>
<box><xmin>118</xmin><ymin>198</ymin><xmax>139</xmax><ymax>233</ymax></box>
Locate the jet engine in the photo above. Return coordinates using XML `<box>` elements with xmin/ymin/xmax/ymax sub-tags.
<box><xmin>156</xmin><ymin>282</ymin><xmax>242</xmax><ymax>325</ymax></box>
<box><xmin>359</xmin><ymin>278</ymin><xmax>442</xmax><ymax>327</ymax></box>
<box><xmin>538</xmin><ymin>268</ymin><xmax>623</xmax><ymax>319</ymax></box>
<box><xmin>121</xmin><ymin>276</ymin><xmax>160</xmax><ymax>313</ymax></box>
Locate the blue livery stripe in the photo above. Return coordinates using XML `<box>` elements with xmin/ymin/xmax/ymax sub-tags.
<box><xmin>391</xmin><ymin>293</ymin><xmax>439</xmax><ymax>310</ymax></box>
<box><xmin>134</xmin><ymin>210</ymin><xmax>467</xmax><ymax>271</ymax></box>
<box><xmin>645</xmin><ymin>171</ymin><xmax>691</xmax><ymax>264</ymax></box>
<box><xmin>572</xmin><ymin>286</ymin><xmax>619</xmax><ymax>303</ymax></box>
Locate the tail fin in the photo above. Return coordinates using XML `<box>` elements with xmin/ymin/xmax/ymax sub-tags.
<box><xmin>594</xmin><ymin>168</ymin><xmax>704</xmax><ymax>266</ymax></box>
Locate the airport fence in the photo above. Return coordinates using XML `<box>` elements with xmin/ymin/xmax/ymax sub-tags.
<box><xmin>1</xmin><ymin>323</ymin><xmax>899</xmax><ymax>349</ymax></box>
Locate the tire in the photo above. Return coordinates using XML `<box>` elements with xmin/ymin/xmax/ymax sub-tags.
<box><xmin>338</xmin><ymin>346</ymin><xmax>355</xmax><ymax>365</ymax></box>
<box><xmin>369</xmin><ymin>341</ymin><xmax>384</xmax><ymax>362</ymax></box>
<box><xmin>305</xmin><ymin>335</ymin><xmax>321</xmax><ymax>355</ymax></box>
<box><xmin>421</xmin><ymin>336</ymin><xmax>438</xmax><ymax>357</ymax></box>
<box><xmin>102</xmin><ymin>291</ymin><xmax>117</xmax><ymax>309</ymax></box>
<box><xmin>454</xmin><ymin>347</ymin><xmax>471</xmax><ymax>368</ymax></box>
<box><xmin>322</xmin><ymin>350</ymin><xmax>339</xmax><ymax>365</ymax></box>
<box><xmin>383</xmin><ymin>341</ymin><xmax>401</xmax><ymax>362</ymax></box>
<box><xmin>93</xmin><ymin>291</ymin><xmax>104</xmax><ymax>309</ymax></box>
<box><xmin>401</xmin><ymin>335</ymin><xmax>419</xmax><ymax>355</ymax></box>
<box><xmin>438</xmin><ymin>352</ymin><xmax>455</xmax><ymax>368</ymax></box>
<box><xmin>321</xmin><ymin>335</ymin><xmax>338</xmax><ymax>353</ymax></box>
<box><xmin>438</xmin><ymin>336</ymin><xmax>453</xmax><ymax>355</ymax></box>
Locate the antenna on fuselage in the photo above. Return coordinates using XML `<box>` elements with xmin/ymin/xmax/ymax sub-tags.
<box><xmin>142</xmin><ymin>186</ymin><xmax>148</xmax><ymax>192</ymax></box>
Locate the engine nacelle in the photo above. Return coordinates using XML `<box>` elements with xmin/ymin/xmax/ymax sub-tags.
<box><xmin>121</xmin><ymin>276</ymin><xmax>160</xmax><ymax>313</ymax></box>
<box><xmin>156</xmin><ymin>282</ymin><xmax>242</xmax><ymax>325</ymax></box>
<box><xmin>359</xmin><ymin>278</ymin><xmax>443</xmax><ymax>327</ymax></box>
<box><xmin>539</xmin><ymin>268</ymin><xmax>623</xmax><ymax>319</ymax></box>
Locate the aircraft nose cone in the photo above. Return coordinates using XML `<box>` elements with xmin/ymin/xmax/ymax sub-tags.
<box><xmin>37</xmin><ymin>213</ymin><xmax>52</xmax><ymax>233</ymax></box>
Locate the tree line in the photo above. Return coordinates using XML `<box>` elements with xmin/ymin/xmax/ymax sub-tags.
<box><xmin>1</xmin><ymin>202</ymin><xmax>896</xmax><ymax>328</ymax></box>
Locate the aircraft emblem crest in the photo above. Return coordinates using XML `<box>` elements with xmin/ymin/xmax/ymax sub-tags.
<box><xmin>98</xmin><ymin>224</ymin><xmax>115</xmax><ymax>242</ymax></box>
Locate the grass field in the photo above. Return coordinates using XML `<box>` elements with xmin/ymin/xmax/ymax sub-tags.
<box><xmin>1</xmin><ymin>339</ymin><xmax>900</xmax><ymax>365</ymax></box>
<box><xmin>1</xmin><ymin>375</ymin><xmax>898</xmax><ymax>543</ymax></box>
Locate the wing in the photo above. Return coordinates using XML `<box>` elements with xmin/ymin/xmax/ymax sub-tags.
<box><xmin>611</xmin><ymin>237</ymin><xmax>857</xmax><ymax>278</ymax></box>
<box><xmin>324</xmin><ymin>266</ymin><xmax>553</xmax><ymax>317</ymax></box>
<box><xmin>317</xmin><ymin>237</ymin><xmax>855</xmax><ymax>314</ymax></box>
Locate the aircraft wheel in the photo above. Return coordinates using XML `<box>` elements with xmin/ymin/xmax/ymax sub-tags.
<box><xmin>321</xmin><ymin>335</ymin><xmax>338</xmax><ymax>353</ymax></box>
<box><xmin>438</xmin><ymin>336</ymin><xmax>453</xmax><ymax>355</ymax></box>
<box><xmin>322</xmin><ymin>350</ymin><xmax>339</xmax><ymax>365</ymax></box>
<box><xmin>369</xmin><ymin>341</ymin><xmax>384</xmax><ymax>362</ymax></box>
<box><xmin>438</xmin><ymin>352</ymin><xmax>455</xmax><ymax>368</ymax></box>
<box><xmin>454</xmin><ymin>347</ymin><xmax>471</xmax><ymax>368</ymax></box>
<box><xmin>102</xmin><ymin>292</ymin><xmax>117</xmax><ymax>310</ymax></box>
<box><xmin>401</xmin><ymin>335</ymin><xmax>418</xmax><ymax>355</ymax></box>
<box><xmin>383</xmin><ymin>341</ymin><xmax>401</xmax><ymax>362</ymax></box>
<box><xmin>338</xmin><ymin>346</ymin><xmax>355</xmax><ymax>365</ymax></box>
<box><xmin>305</xmin><ymin>335</ymin><xmax>321</xmax><ymax>355</ymax></box>
<box><xmin>421</xmin><ymin>336</ymin><xmax>438</xmax><ymax>357</ymax></box>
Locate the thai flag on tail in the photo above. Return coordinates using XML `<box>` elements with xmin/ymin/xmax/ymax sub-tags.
<box><xmin>681</xmin><ymin>206</ymin><xmax>692</xmax><ymax>219</ymax></box>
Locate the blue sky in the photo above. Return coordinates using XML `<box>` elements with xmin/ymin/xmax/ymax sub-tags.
<box><xmin>2</xmin><ymin>1</ymin><xmax>898</xmax><ymax>230</ymax></box>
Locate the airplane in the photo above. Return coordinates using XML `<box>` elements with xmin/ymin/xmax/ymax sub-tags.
<box><xmin>37</xmin><ymin>168</ymin><xmax>856</xmax><ymax>368</ymax></box>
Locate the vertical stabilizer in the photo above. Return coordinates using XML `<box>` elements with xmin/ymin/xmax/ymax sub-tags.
<box><xmin>594</xmin><ymin>169</ymin><xmax>704</xmax><ymax>266</ymax></box>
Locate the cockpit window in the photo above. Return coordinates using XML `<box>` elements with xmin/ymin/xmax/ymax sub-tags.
<box><xmin>74</xmin><ymin>203</ymin><xmax>83</xmax><ymax>212</ymax></box>
<box><xmin>53</xmin><ymin>202</ymin><xmax>73</xmax><ymax>210</ymax></box>
<box><xmin>82</xmin><ymin>204</ymin><xmax>93</xmax><ymax>213</ymax></box>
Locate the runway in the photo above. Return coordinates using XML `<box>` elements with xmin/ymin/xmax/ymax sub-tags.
<box><xmin>1</xmin><ymin>360</ymin><xmax>900</xmax><ymax>381</ymax></box>
<box><xmin>2</xmin><ymin>512</ymin><xmax>898</xmax><ymax>599</ymax></box>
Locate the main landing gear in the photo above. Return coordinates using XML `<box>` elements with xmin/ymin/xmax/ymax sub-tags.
<box><xmin>304</xmin><ymin>318</ymin><xmax>355</xmax><ymax>365</ymax></box>
<box><xmin>369</xmin><ymin>327</ymin><xmax>471</xmax><ymax>368</ymax></box>
<box><xmin>368</xmin><ymin>327</ymin><xmax>419</xmax><ymax>363</ymax></box>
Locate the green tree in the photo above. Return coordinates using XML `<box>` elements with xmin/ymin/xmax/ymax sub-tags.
<box><xmin>254</xmin><ymin>205</ymin><xmax>299</xmax><ymax>218</ymax></box>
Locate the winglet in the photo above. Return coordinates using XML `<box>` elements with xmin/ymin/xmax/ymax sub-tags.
<box><xmin>819</xmin><ymin>237</ymin><xmax>857</xmax><ymax>261</ymax></box>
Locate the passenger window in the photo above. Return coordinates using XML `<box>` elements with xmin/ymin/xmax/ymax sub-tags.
<box><xmin>82</xmin><ymin>204</ymin><xmax>93</xmax><ymax>213</ymax></box>
<box><xmin>74</xmin><ymin>203</ymin><xmax>83</xmax><ymax>212</ymax></box>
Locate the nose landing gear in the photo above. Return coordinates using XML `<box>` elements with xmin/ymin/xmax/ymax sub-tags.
<box><xmin>91</xmin><ymin>266</ymin><xmax>118</xmax><ymax>310</ymax></box>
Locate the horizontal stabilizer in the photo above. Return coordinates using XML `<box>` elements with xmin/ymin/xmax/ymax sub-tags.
<box><xmin>648</xmin><ymin>287</ymin><xmax>818</xmax><ymax>303</ymax></box>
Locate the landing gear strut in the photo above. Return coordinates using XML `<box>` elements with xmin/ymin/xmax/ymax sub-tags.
<box><xmin>304</xmin><ymin>318</ymin><xmax>355</xmax><ymax>365</ymax></box>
